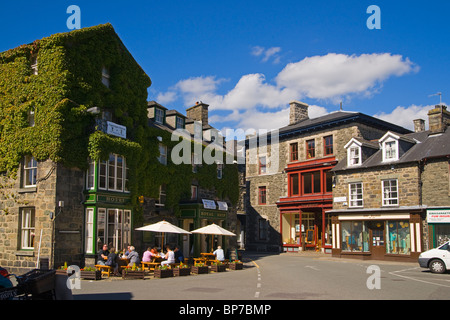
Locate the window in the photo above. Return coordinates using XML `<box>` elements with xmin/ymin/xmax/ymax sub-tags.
<box><xmin>96</xmin><ymin>208</ymin><xmax>131</xmax><ymax>253</ymax></box>
<box><xmin>99</xmin><ymin>154</ymin><xmax>128</xmax><ymax>192</ymax></box>
<box><xmin>158</xmin><ymin>184</ymin><xmax>166</xmax><ymax>206</ymax></box>
<box><xmin>349</xmin><ymin>182</ymin><xmax>363</xmax><ymax>207</ymax></box>
<box><xmin>86</xmin><ymin>159</ymin><xmax>95</xmax><ymax>190</ymax></box>
<box><xmin>325</xmin><ymin>170</ymin><xmax>333</xmax><ymax>193</ymax></box>
<box><xmin>102</xmin><ymin>67</ymin><xmax>110</xmax><ymax>88</ymax></box>
<box><xmin>324</xmin><ymin>136</ymin><xmax>333</xmax><ymax>155</ymax></box>
<box><xmin>31</xmin><ymin>56</ymin><xmax>38</xmax><ymax>75</ymax></box>
<box><xmin>382</xmin><ymin>179</ymin><xmax>398</xmax><ymax>206</ymax></box>
<box><xmin>217</xmin><ymin>163</ymin><xmax>223</xmax><ymax>179</ymax></box>
<box><xmin>306</xmin><ymin>139</ymin><xmax>315</xmax><ymax>159</ymax></box>
<box><xmin>158</xmin><ymin>144</ymin><xmax>167</xmax><ymax>165</ymax></box>
<box><xmin>386</xmin><ymin>221</ymin><xmax>411</xmax><ymax>255</ymax></box>
<box><xmin>290</xmin><ymin>143</ymin><xmax>298</xmax><ymax>162</ymax></box>
<box><xmin>28</xmin><ymin>106</ymin><xmax>35</xmax><ymax>127</ymax></box>
<box><xmin>341</xmin><ymin>221</ymin><xmax>369</xmax><ymax>252</ymax></box>
<box><xmin>23</xmin><ymin>156</ymin><xmax>37</xmax><ymax>187</ymax></box>
<box><xmin>259</xmin><ymin>219</ymin><xmax>268</xmax><ymax>240</ymax></box>
<box><xmin>290</xmin><ymin>173</ymin><xmax>299</xmax><ymax>196</ymax></box>
<box><xmin>259</xmin><ymin>156</ymin><xmax>267</xmax><ymax>174</ymax></box>
<box><xmin>282</xmin><ymin>213</ymin><xmax>300</xmax><ymax>245</ymax></box>
<box><xmin>383</xmin><ymin>140</ymin><xmax>398</xmax><ymax>162</ymax></box>
<box><xmin>85</xmin><ymin>208</ymin><xmax>94</xmax><ymax>254</ymax></box>
<box><xmin>258</xmin><ymin>186</ymin><xmax>267</xmax><ymax>205</ymax></box>
<box><xmin>155</xmin><ymin>108</ymin><xmax>164</xmax><ymax>124</ymax></box>
<box><xmin>348</xmin><ymin>146</ymin><xmax>361</xmax><ymax>166</ymax></box>
<box><xmin>302</xmin><ymin>171</ymin><xmax>321</xmax><ymax>194</ymax></box>
<box><xmin>20</xmin><ymin>208</ymin><xmax>35</xmax><ymax>250</ymax></box>
<box><xmin>191</xmin><ymin>185</ymin><xmax>198</xmax><ymax>200</ymax></box>
<box><xmin>176</xmin><ymin>116</ymin><xmax>184</xmax><ymax>129</ymax></box>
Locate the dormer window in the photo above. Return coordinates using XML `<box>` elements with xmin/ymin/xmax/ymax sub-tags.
<box><xmin>155</xmin><ymin>108</ymin><xmax>165</xmax><ymax>125</ymax></box>
<box><xmin>176</xmin><ymin>116</ymin><xmax>184</xmax><ymax>129</ymax></box>
<box><xmin>383</xmin><ymin>140</ymin><xmax>398</xmax><ymax>162</ymax></box>
<box><xmin>345</xmin><ymin>138</ymin><xmax>362</xmax><ymax>167</ymax></box>
<box><xmin>102</xmin><ymin>67</ymin><xmax>110</xmax><ymax>88</ymax></box>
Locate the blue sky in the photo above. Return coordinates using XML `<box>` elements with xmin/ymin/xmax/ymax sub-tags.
<box><xmin>1</xmin><ymin>1</ymin><xmax>449</xmax><ymax>132</ymax></box>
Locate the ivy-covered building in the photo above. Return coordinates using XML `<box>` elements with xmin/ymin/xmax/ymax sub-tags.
<box><xmin>0</xmin><ymin>24</ymin><xmax>240</xmax><ymax>273</ymax></box>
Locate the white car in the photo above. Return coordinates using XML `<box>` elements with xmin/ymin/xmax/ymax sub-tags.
<box><xmin>418</xmin><ymin>241</ymin><xmax>450</xmax><ymax>274</ymax></box>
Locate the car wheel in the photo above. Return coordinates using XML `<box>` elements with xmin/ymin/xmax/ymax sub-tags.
<box><xmin>429</xmin><ymin>259</ymin><xmax>446</xmax><ymax>274</ymax></box>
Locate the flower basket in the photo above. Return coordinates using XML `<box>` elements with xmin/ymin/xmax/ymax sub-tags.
<box><xmin>173</xmin><ymin>266</ymin><xmax>191</xmax><ymax>277</ymax></box>
<box><xmin>191</xmin><ymin>265</ymin><xmax>209</xmax><ymax>274</ymax></box>
<box><xmin>210</xmin><ymin>264</ymin><xmax>227</xmax><ymax>272</ymax></box>
<box><xmin>154</xmin><ymin>268</ymin><xmax>174</xmax><ymax>278</ymax></box>
<box><xmin>80</xmin><ymin>269</ymin><xmax>102</xmax><ymax>280</ymax></box>
<box><xmin>122</xmin><ymin>269</ymin><xmax>145</xmax><ymax>280</ymax></box>
<box><xmin>228</xmin><ymin>261</ymin><xmax>243</xmax><ymax>270</ymax></box>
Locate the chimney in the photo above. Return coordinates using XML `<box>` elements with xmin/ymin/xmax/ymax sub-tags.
<box><xmin>413</xmin><ymin>119</ymin><xmax>425</xmax><ymax>132</ymax></box>
<box><xmin>428</xmin><ymin>105</ymin><xmax>450</xmax><ymax>134</ymax></box>
<box><xmin>186</xmin><ymin>101</ymin><xmax>209</xmax><ymax>126</ymax></box>
<box><xmin>289</xmin><ymin>101</ymin><xmax>309</xmax><ymax>125</ymax></box>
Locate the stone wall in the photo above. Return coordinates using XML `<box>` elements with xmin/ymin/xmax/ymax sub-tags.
<box><xmin>421</xmin><ymin>159</ymin><xmax>450</xmax><ymax>206</ymax></box>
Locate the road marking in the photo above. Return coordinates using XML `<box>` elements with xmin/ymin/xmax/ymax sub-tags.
<box><xmin>305</xmin><ymin>265</ymin><xmax>319</xmax><ymax>271</ymax></box>
<box><xmin>255</xmin><ymin>292</ymin><xmax>260</xmax><ymax>298</ymax></box>
<box><xmin>252</xmin><ymin>260</ymin><xmax>260</xmax><ymax>268</ymax></box>
<box><xmin>389</xmin><ymin>267</ymin><xmax>450</xmax><ymax>288</ymax></box>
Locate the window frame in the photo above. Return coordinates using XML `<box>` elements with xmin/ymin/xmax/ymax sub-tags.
<box><xmin>155</xmin><ymin>108</ymin><xmax>165</xmax><ymax>125</ymax></box>
<box><xmin>306</xmin><ymin>139</ymin><xmax>315</xmax><ymax>159</ymax></box>
<box><xmin>258</xmin><ymin>186</ymin><xmax>267</xmax><ymax>205</ymax></box>
<box><xmin>349</xmin><ymin>182</ymin><xmax>363</xmax><ymax>208</ymax></box>
<box><xmin>324</xmin><ymin>135</ymin><xmax>333</xmax><ymax>156</ymax></box>
<box><xmin>348</xmin><ymin>146</ymin><xmax>361</xmax><ymax>166</ymax></box>
<box><xmin>382</xmin><ymin>179</ymin><xmax>399</xmax><ymax>206</ymax></box>
<box><xmin>290</xmin><ymin>143</ymin><xmax>299</xmax><ymax>162</ymax></box>
<box><xmin>259</xmin><ymin>156</ymin><xmax>267</xmax><ymax>175</ymax></box>
<box><xmin>20</xmin><ymin>207</ymin><xmax>35</xmax><ymax>250</ymax></box>
<box><xmin>101</xmin><ymin>66</ymin><xmax>110</xmax><ymax>88</ymax></box>
<box><xmin>382</xmin><ymin>139</ymin><xmax>399</xmax><ymax>162</ymax></box>
<box><xmin>98</xmin><ymin>154</ymin><xmax>128</xmax><ymax>193</ymax></box>
<box><xmin>158</xmin><ymin>144</ymin><xmax>168</xmax><ymax>165</ymax></box>
<box><xmin>23</xmin><ymin>155</ymin><xmax>37</xmax><ymax>188</ymax></box>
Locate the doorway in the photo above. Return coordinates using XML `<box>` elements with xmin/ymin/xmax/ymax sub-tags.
<box><xmin>369</xmin><ymin>221</ymin><xmax>385</xmax><ymax>259</ymax></box>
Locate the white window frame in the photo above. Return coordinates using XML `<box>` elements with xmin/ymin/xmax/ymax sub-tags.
<box><xmin>102</xmin><ymin>67</ymin><xmax>110</xmax><ymax>88</ymax></box>
<box><xmin>382</xmin><ymin>179</ymin><xmax>399</xmax><ymax>206</ymax></box>
<box><xmin>85</xmin><ymin>208</ymin><xmax>94</xmax><ymax>254</ymax></box>
<box><xmin>28</xmin><ymin>106</ymin><xmax>35</xmax><ymax>127</ymax></box>
<box><xmin>383</xmin><ymin>139</ymin><xmax>398</xmax><ymax>162</ymax></box>
<box><xmin>158</xmin><ymin>144</ymin><xmax>167</xmax><ymax>165</ymax></box>
<box><xmin>20</xmin><ymin>208</ymin><xmax>35</xmax><ymax>250</ymax></box>
<box><xmin>86</xmin><ymin>159</ymin><xmax>95</xmax><ymax>190</ymax></box>
<box><xmin>155</xmin><ymin>108</ymin><xmax>164</xmax><ymax>124</ymax></box>
<box><xmin>98</xmin><ymin>154</ymin><xmax>128</xmax><ymax>192</ymax></box>
<box><xmin>23</xmin><ymin>156</ymin><xmax>37</xmax><ymax>188</ymax></box>
<box><xmin>348</xmin><ymin>146</ymin><xmax>361</xmax><ymax>166</ymax></box>
<box><xmin>31</xmin><ymin>56</ymin><xmax>38</xmax><ymax>75</ymax></box>
<box><xmin>349</xmin><ymin>182</ymin><xmax>363</xmax><ymax>208</ymax></box>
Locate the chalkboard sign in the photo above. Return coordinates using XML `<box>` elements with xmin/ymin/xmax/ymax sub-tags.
<box><xmin>306</xmin><ymin>229</ymin><xmax>314</xmax><ymax>243</ymax></box>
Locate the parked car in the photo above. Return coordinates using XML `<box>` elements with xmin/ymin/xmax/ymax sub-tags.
<box><xmin>418</xmin><ymin>241</ymin><xmax>450</xmax><ymax>274</ymax></box>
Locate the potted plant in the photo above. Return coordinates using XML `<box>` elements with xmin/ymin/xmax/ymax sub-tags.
<box><xmin>173</xmin><ymin>263</ymin><xmax>191</xmax><ymax>276</ymax></box>
<box><xmin>210</xmin><ymin>261</ymin><xmax>226</xmax><ymax>272</ymax></box>
<box><xmin>80</xmin><ymin>267</ymin><xmax>102</xmax><ymax>280</ymax></box>
<box><xmin>228</xmin><ymin>260</ymin><xmax>243</xmax><ymax>270</ymax></box>
<box><xmin>122</xmin><ymin>263</ymin><xmax>145</xmax><ymax>280</ymax></box>
<box><xmin>191</xmin><ymin>262</ymin><xmax>209</xmax><ymax>274</ymax></box>
<box><xmin>154</xmin><ymin>265</ymin><xmax>174</xmax><ymax>278</ymax></box>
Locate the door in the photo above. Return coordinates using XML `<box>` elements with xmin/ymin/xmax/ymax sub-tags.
<box><xmin>369</xmin><ymin>222</ymin><xmax>385</xmax><ymax>259</ymax></box>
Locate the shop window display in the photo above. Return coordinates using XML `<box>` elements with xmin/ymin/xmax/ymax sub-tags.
<box><xmin>434</xmin><ymin>224</ymin><xmax>450</xmax><ymax>246</ymax></box>
<box><xmin>386</xmin><ymin>221</ymin><xmax>410</xmax><ymax>255</ymax></box>
<box><xmin>341</xmin><ymin>221</ymin><xmax>369</xmax><ymax>252</ymax></box>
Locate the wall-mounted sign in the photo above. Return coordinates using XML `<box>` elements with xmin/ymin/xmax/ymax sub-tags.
<box><xmin>427</xmin><ymin>209</ymin><xmax>450</xmax><ymax>223</ymax></box>
<box><xmin>217</xmin><ymin>201</ymin><xmax>228</xmax><ymax>211</ymax></box>
<box><xmin>107</xmin><ymin>121</ymin><xmax>127</xmax><ymax>139</ymax></box>
<box><xmin>202</xmin><ymin>199</ymin><xmax>216</xmax><ymax>210</ymax></box>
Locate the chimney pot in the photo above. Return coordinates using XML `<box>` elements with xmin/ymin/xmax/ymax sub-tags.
<box><xmin>413</xmin><ymin>119</ymin><xmax>425</xmax><ymax>132</ymax></box>
<box><xmin>289</xmin><ymin>100</ymin><xmax>309</xmax><ymax>125</ymax></box>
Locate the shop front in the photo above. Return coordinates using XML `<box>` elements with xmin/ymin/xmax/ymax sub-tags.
<box><xmin>426</xmin><ymin>208</ymin><xmax>450</xmax><ymax>248</ymax></box>
<box><xmin>179</xmin><ymin>199</ymin><xmax>229</xmax><ymax>257</ymax></box>
<box><xmin>329</xmin><ymin>208</ymin><xmax>424</xmax><ymax>262</ymax></box>
<box><xmin>83</xmin><ymin>191</ymin><xmax>133</xmax><ymax>265</ymax></box>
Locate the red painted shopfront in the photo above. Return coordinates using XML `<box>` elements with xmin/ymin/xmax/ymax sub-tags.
<box><xmin>277</xmin><ymin>157</ymin><xmax>337</xmax><ymax>253</ymax></box>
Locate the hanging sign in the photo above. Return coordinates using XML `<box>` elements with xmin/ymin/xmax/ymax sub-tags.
<box><xmin>202</xmin><ymin>199</ymin><xmax>216</xmax><ymax>210</ymax></box>
<box><xmin>427</xmin><ymin>209</ymin><xmax>450</xmax><ymax>223</ymax></box>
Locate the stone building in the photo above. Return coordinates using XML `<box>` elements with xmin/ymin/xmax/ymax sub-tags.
<box><xmin>328</xmin><ymin>105</ymin><xmax>450</xmax><ymax>262</ymax></box>
<box><xmin>245</xmin><ymin>101</ymin><xmax>411</xmax><ymax>253</ymax></box>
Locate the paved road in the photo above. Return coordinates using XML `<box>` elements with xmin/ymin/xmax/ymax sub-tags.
<box><xmin>72</xmin><ymin>252</ymin><xmax>450</xmax><ymax>301</ymax></box>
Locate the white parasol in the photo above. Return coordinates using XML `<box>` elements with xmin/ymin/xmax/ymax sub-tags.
<box><xmin>191</xmin><ymin>223</ymin><xmax>236</xmax><ymax>252</ymax></box>
<box><xmin>135</xmin><ymin>220</ymin><xmax>191</xmax><ymax>247</ymax></box>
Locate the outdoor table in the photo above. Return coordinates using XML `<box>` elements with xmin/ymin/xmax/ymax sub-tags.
<box><xmin>141</xmin><ymin>262</ymin><xmax>160</xmax><ymax>272</ymax></box>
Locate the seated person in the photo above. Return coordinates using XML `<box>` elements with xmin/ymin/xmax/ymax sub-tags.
<box><xmin>213</xmin><ymin>246</ymin><xmax>225</xmax><ymax>262</ymax></box>
<box><xmin>97</xmin><ymin>244</ymin><xmax>109</xmax><ymax>265</ymax></box>
<box><xmin>142</xmin><ymin>247</ymin><xmax>152</xmax><ymax>262</ymax></box>
<box><xmin>105</xmin><ymin>247</ymin><xmax>120</xmax><ymax>276</ymax></box>
<box><xmin>126</xmin><ymin>246</ymin><xmax>140</xmax><ymax>267</ymax></box>
<box><xmin>174</xmin><ymin>245</ymin><xmax>184</xmax><ymax>263</ymax></box>
<box><xmin>161</xmin><ymin>245</ymin><xmax>175</xmax><ymax>266</ymax></box>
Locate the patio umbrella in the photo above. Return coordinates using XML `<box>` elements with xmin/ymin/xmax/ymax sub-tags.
<box><xmin>190</xmin><ymin>223</ymin><xmax>236</xmax><ymax>252</ymax></box>
<box><xmin>135</xmin><ymin>220</ymin><xmax>191</xmax><ymax>248</ymax></box>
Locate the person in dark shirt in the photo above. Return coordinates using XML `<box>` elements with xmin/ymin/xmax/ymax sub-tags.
<box><xmin>97</xmin><ymin>244</ymin><xmax>109</xmax><ymax>265</ymax></box>
<box><xmin>174</xmin><ymin>245</ymin><xmax>184</xmax><ymax>263</ymax></box>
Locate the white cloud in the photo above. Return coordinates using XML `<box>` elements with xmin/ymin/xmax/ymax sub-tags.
<box><xmin>276</xmin><ymin>53</ymin><xmax>419</xmax><ymax>102</ymax></box>
<box><xmin>374</xmin><ymin>104</ymin><xmax>432</xmax><ymax>131</ymax></box>
<box><xmin>251</xmin><ymin>46</ymin><xmax>282</xmax><ymax>64</ymax></box>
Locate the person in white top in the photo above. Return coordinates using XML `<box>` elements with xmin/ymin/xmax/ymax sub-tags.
<box><xmin>161</xmin><ymin>245</ymin><xmax>175</xmax><ymax>266</ymax></box>
<box><xmin>213</xmin><ymin>246</ymin><xmax>225</xmax><ymax>261</ymax></box>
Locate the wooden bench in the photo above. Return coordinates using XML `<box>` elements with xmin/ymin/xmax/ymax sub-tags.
<box><xmin>95</xmin><ymin>265</ymin><xmax>112</xmax><ymax>278</ymax></box>
<box><xmin>141</xmin><ymin>261</ymin><xmax>160</xmax><ymax>272</ymax></box>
